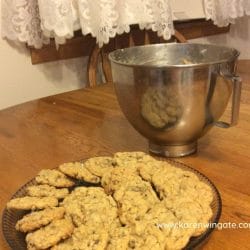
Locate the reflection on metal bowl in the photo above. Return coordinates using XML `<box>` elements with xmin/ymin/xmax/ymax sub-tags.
<box><xmin>109</xmin><ymin>43</ymin><xmax>242</xmax><ymax>157</ymax></box>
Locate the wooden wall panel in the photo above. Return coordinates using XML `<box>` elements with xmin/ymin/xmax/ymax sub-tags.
<box><xmin>30</xmin><ymin>34</ymin><xmax>95</xmax><ymax>64</ymax></box>
<box><xmin>30</xmin><ymin>20</ymin><xmax>230</xmax><ymax>65</ymax></box>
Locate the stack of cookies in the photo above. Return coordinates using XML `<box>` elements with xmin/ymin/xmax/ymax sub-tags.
<box><xmin>7</xmin><ymin>152</ymin><xmax>214</xmax><ymax>250</ymax></box>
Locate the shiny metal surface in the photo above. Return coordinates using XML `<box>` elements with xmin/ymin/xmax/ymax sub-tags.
<box><xmin>109</xmin><ymin>43</ymin><xmax>241</xmax><ymax>157</ymax></box>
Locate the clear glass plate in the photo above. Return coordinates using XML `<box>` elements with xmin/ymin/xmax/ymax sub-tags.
<box><xmin>2</xmin><ymin>159</ymin><xmax>222</xmax><ymax>250</ymax></box>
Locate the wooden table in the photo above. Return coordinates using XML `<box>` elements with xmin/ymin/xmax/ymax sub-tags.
<box><xmin>0</xmin><ymin>61</ymin><xmax>250</xmax><ymax>250</ymax></box>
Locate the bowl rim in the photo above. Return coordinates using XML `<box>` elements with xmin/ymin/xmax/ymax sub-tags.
<box><xmin>108</xmin><ymin>43</ymin><xmax>240</xmax><ymax>69</ymax></box>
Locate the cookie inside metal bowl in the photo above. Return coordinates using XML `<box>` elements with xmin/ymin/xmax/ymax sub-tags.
<box><xmin>2</xmin><ymin>157</ymin><xmax>222</xmax><ymax>250</ymax></box>
<box><xmin>109</xmin><ymin>43</ymin><xmax>241</xmax><ymax>157</ymax></box>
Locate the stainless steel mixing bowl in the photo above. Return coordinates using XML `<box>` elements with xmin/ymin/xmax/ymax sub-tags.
<box><xmin>109</xmin><ymin>43</ymin><xmax>242</xmax><ymax>157</ymax></box>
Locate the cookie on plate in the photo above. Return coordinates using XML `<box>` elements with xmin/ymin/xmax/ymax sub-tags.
<box><xmin>149</xmin><ymin>165</ymin><xmax>201</xmax><ymax>200</ymax></box>
<box><xmin>26</xmin><ymin>218</ymin><xmax>74</xmax><ymax>250</ymax></box>
<box><xmin>141</xmin><ymin>202</ymin><xmax>178</xmax><ymax>236</ymax></box>
<box><xmin>114</xmin><ymin>151</ymin><xmax>155</xmax><ymax>169</ymax></box>
<box><xmin>26</xmin><ymin>185</ymin><xmax>69</xmax><ymax>199</ymax></box>
<box><xmin>138</xmin><ymin>160</ymin><xmax>174</xmax><ymax>182</ymax></box>
<box><xmin>113</xmin><ymin>179</ymin><xmax>159</xmax><ymax>225</ymax></box>
<box><xmin>130</xmin><ymin>224</ymin><xmax>166</xmax><ymax>250</ymax></box>
<box><xmin>101</xmin><ymin>166</ymin><xmax>141</xmax><ymax>194</ymax></box>
<box><xmin>84</xmin><ymin>156</ymin><xmax>115</xmax><ymax>177</ymax></box>
<box><xmin>7</xmin><ymin>196</ymin><xmax>58</xmax><ymax>210</ymax></box>
<box><xmin>51</xmin><ymin>224</ymin><xmax>109</xmax><ymax>250</ymax></box>
<box><xmin>106</xmin><ymin>226</ymin><xmax>131</xmax><ymax>250</ymax></box>
<box><xmin>16</xmin><ymin>207</ymin><xmax>65</xmax><ymax>233</ymax></box>
<box><xmin>140</xmin><ymin>203</ymin><xmax>194</xmax><ymax>250</ymax></box>
<box><xmin>59</xmin><ymin>162</ymin><xmax>100</xmax><ymax>184</ymax></box>
<box><xmin>164</xmin><ymin>196</ymin><xmax>213</xmax><ymax>236</ymax></box>
<box><xmin>35</xmin><ymin>169</ymin><xmax>75</xmax><ymax>188</ymax></box>
<box><xmin>62</xmin><ymin>187</ymin><xmax>118</xmax><ymax>228</ymax></box>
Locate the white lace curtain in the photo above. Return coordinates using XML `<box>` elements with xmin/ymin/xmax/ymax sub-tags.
<box><xmin>1</xmin><ymin>0</ymin><xmax>250</xmax><ymax>49</ymax></box>
<box><xmin>204</xmin><ymin>0</ymin><xmax>250</xmax><ymax>26</ymax></box>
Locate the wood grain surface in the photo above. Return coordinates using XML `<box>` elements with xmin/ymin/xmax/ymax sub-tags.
<box><xmin>0</xmin><ymin>61</ymin><xmax>249</xmax><ymax>250</ymax></box>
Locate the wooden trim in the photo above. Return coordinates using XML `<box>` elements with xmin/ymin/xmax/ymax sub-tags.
<box><xmin>174</xmin><ymin>19</ymin><xmax>230</xmax><ymax>40</ymax></box>
<box><xmin>173</xmin><ymin>30</ymin><xmax>188</xmax><ymax>43</ymax></box>
<box><xmin>30</xmin><ymin>19</ymin><xmax>230</xmax><ymax>65</ymax></box>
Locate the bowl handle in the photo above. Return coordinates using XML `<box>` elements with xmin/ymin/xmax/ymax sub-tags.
<box><xmin>215</xmin><ymin>75</ymin><xmax>242</xmax><ymax>128</ymax></box>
